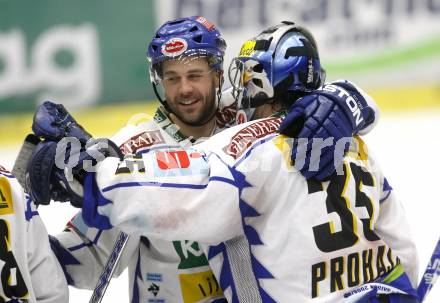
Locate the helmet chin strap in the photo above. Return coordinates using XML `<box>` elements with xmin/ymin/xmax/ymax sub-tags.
<box><xmin>152</xmin><ymin>82</ymin><xmax>170</xmax><ymax>111</ymax></box>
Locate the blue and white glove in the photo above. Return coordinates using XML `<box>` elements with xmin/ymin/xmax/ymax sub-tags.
<box><xmin>279</xmin><ymin>80</ymin><xmax>379</xmax><ymax>180</ymax></box>
<box><xmin>25</xmin><ymin>138</ymin><xmax>122</xmax><ymax>207</ymax></box>
<box><xmin>32</xmin><ymin>101</ymin><xmax>92</xmax><ymax>144</ymax></box>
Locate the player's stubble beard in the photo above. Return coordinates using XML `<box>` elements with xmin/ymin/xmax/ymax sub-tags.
<box><xmin>166</xmin><ymin>78</ymin><xmax>218</xmax><ymax>127</ymax></box>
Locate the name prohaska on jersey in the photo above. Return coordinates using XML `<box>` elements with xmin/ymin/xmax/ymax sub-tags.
<box><xmin>311</xmin><ymin>244</ymin><xmax>400</xmax><ymax>298</ymax></box>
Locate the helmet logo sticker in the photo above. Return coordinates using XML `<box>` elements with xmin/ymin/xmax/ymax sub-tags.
<box><xmin>239</xmin><ymin>40</ymin><xmax>256</xmax><ymax>57</ymax></box>
<box><xmin>196</xmin><ymin>16</ymin><xmax>215</xmax><ymax>30</ymax></box>
<box><xmin>306</xmin><ymin>58</ymin><xmax>314</xmax><ymax>84</ymax></box>
<box><xmin>161</xmin><ymin>38</ymin><xmax>188</xmax><ymax>57</ymax></box>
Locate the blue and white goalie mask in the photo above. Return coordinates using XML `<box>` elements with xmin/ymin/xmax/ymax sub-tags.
<box><xmin>228</xmin><ymin>56</ymin><xmax>274</xmax><ymax>112</ymax></box>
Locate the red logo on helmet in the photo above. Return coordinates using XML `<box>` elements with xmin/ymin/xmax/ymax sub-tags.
<box><xmin>196</xmin><ymin>16</ymin><xmax>215</xmax><ymax>30</ymax></box>
<box><xmin>162</xmin><ymin>38</ymin><xmax>188</xmax><ymax>57</ymax></box>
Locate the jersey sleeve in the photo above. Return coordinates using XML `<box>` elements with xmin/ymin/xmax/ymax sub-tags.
<box><xmin>25</xmin><ymin>203</ymin><xmax>70</xmax><ymax>302</ymax></box>
<box><xmin>52</xmin><ymin>211</ymin><xmax>139</xmax><ymax>289</ymax></box>
<box><xmin>82</xmin><ymin>149</ymin><xmax>244</xmax><ymax>245</ymax></box>
<box><xmin>0</xmin><ymin>170</ymin><xmax>69</xmax><ymax>303</ymax></box>
<box><xmin>49</xmin><ymin>118</ymin><xmax>150</xmax><ymax>288</ymax></box>
<box><xmin>375</xmin><ymin>177</ymin><xmax>419</xmax><ymax>287</ymax></box>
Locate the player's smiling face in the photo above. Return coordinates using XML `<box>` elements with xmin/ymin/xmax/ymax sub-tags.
<box><xmin>161</xmin><ymin>56</ymin><xmax>220</xmax><ymax>125</ymax></box>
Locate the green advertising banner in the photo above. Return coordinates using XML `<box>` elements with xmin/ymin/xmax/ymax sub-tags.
<box><xmin>0</xmin><ymin>0</ymin><xmax>157</xmax><ymax>114</ymax></box>
<box><xmin>3</xmin><ymin>0</ymin><xmax>439</xmax><ymax>115</ymax></box>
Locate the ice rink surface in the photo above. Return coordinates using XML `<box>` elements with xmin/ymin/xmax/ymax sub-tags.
<box><xmin>0</xmin><ymin>110</ymin><xmax>439</xmax><ymax>302</ymax></box>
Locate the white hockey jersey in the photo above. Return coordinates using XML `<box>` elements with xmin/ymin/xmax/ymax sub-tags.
<box><xmin>0</xmin><ymin>166</ymin><xmax>68</xmax><ymax>303</ymax></box>
<box><xmin>81</xmin><ymin>116</ymin><xmax>419</xmax><ymax>302</ymax></box>
<box><xmin>54</xmin><ymin>103</ymin><xmax>236</xmax><ymax>303</ymax></box>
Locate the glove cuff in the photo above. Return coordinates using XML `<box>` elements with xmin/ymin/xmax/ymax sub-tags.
<box><xmin>26</xmin><ymin>141</ymin><xmax>58</xmax><ymax>205</ymax></box>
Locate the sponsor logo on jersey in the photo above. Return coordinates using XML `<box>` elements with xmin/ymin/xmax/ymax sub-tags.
<box><xmin>147</xmin><ymin>283</ymin><xmax>160</xmax><ymax>297</ymax></box>
<box><xmin>153</xmin><ymin>149</ymin><xmax>208</xmax><ymax>177</ymax></box>
<box><xmin>115</xmin><ymin>154</ymin><xmax>146</xmax><ymax>175</ymax></box>
<box><xmin>344</xmin><ymin>282</ymin><xmax>407</xmax><ymax>299</ymax></box>
<box><xmin>156</xmin><ymin>150</ymin><xmax>191</xmax><ymax>169</ymax></box>
<box><xmin>224</xmin><ymin>117</ymin><xmax>282</xmax><ymax>159</ymax></box>
<box><xmin>195</xmin><ymin>16</ymin><xmax>215</xmax><ymax>30</ymax></box>
<box><xmin>0</xmin><ymin>177</ymin><xmax>14</xmax><ymax>215</ymax></box>
<box><xmin>146</xmin><ymin>272</ymin><xmax>163</xmax><ymax>282</ymax></box>
<box><xmin>173</xmin><ymin>240</ymin><xmax>209</xmax><ymax>269</ymax></box>
<box><xmin>119</xmin><ymin>130</ymin><xmax>165</xmax><ymax>154</ymax></box>
<box><xmin>173</xmin><ymin>241</ymin><xmax>223</xmax><ymax>302</ymax></box>
<box><xmin>239</xmin><ymin>40</ymin><xmax>257</xmax><ymax>57</ymax></box>
<box><xmin>179</xmin><ymin>270</ymin><xmax>223</xmax><ymax>302</ymax></box>
<box><xmin>161</xmin><ymin>38</ymin><xmax>188</xmax><ymax>57</ymax></box>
